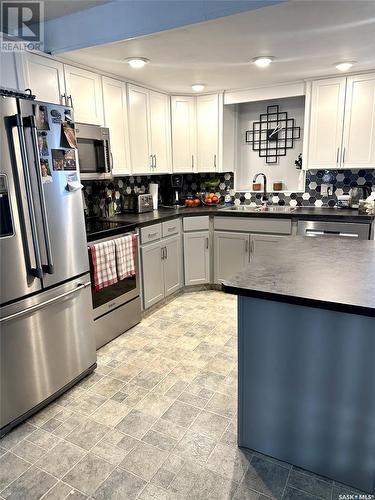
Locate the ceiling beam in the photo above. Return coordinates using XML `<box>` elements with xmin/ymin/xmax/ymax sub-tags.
<box><xmin>44</xmin><ymin>0</ymin><xmax>285</xmax><ymax>54</ymax></box>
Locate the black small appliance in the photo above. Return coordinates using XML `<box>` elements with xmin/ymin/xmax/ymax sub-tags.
<box><xmin>160</xmin><ymin>175</ymin><xmax>184</xmax><ymax>207</ymax></box>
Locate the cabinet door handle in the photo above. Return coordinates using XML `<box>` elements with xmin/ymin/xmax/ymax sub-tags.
<box><xmin>342</xmin><ymin>147</ymin><xmax>346</xmax><ymax>165</ymax></box>
<box><xmin>148</xmin><ymin>232</ymin><xmax>158</xmax><ymax>238</ymax></box>
<box><xmin>336</xmin><ymin>147</ymin><xmax>340</xmax><ymax>166</ymax></box>
<box><xmin>245</xmin><ymin>239</ymin><xmax>249</xmax><ymax>253</ymax></box>
<box><xmin>67</xmin><ymin>94</ymin><xmax>73</xmax><ymax>108</ymax></box>
<box><xmin>61</xmin><ymin>93</ymin><xmax>66</xmax><ymax>105</ymax></box>
<box><xmin>150</xmin><ymin>155</ymin><xmax>154</xmax><ymax>169</ymax></box>
<box><xmin>165</xmin><ymin>246</ymin><xmax>167</xmax><ymax>259</ymax></box>
<box><xmin>213</xmin><ymin>154</ymin><xmax>217</xmax><ymax>169</ymax></box>
<box><xmin>161</xmin><ymin>247</ymin><xmax>164</xmax><ymax>260</ymax></box>
<box><xmin>192</xmin><ymin>155</ymin><xmax>194</xmax><ymax>171</ymax></box>
<box><xmin>206</xmin><ymin>237</ymin><xmax>209</xmax><ymax>249</ymax></box>
<box><xmin>153</xmin><ymin>154</ymin><xmax>157</xmax><ymax>169</ymax></box>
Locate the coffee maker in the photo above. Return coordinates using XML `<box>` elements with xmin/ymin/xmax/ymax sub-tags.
<box><xmin>160</xmin><ymin>175</ymin><xmax>184</xmax><ymax>207</ymax></box>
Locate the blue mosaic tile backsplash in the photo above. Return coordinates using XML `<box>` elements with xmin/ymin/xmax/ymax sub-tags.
<box><xmin>83</xmin><ymin>169</ymin><xmax>375</xmax><ymax>216</ymax></box>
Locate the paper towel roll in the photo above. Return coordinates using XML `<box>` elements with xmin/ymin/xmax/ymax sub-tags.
<box><xmin>149</xmin><ymin>183</ymin><xmax>158</xmax><ymax>210</ymax></box>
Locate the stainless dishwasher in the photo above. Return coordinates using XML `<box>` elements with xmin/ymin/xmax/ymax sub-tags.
<box><xmin>297</xmin><ymin>220</ymin><xmax>370</xmax><ymax>240</ymax></box>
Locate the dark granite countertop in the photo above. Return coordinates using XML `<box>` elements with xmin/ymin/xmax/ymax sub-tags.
<box><xmin>222</xmin><ymin>237</ymin><xmax>375</xmax><ymax>317</ymax></box>
<box><xmin>105</xmin><ymin>206</ymin><xmax>373</xmax><ymax>227</ymax></box>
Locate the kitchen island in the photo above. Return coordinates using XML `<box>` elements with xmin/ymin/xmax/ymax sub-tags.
<box><xmin>222</xmin><ymin>237</ymin><xmax>375</xmax><ymax>493</ymax></box>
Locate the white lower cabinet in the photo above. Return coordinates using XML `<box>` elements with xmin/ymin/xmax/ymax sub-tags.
<box><xmin>214</xmin><ymin>232</ymin><xmax>249</xmax><ymax>283</ymax></box>
<box><xmin>141</xmin><ymin>240</ymin><xmax>165</xmax><ymax>308</ymax></box>
<box><xmin>164</xmin><ymin>235</ymin><xmax>182</xmax><ymax>296</ymax></box>
<box><xmin>183</xmin><ymin>231</ymin><xmax>210</xmax><ymax>285</ymax></box>
<box><xmin>141</xmin><ymin>232</ymin><xmax>182</xmax><ymax>309</ymax></box>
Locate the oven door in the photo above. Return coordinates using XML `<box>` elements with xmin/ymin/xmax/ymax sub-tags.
<box><xmin>89</xmin><ymin>234</ymin><xmax>140</xmax><ymax>320</ymax></box>
<box><xmin>76</xmin><ymin>124</ymin><xmax>112</xmax><ymax>180</ymax></box>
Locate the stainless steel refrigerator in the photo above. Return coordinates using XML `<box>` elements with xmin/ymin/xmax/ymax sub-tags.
<box><xmin>0</xmin><ymin>93</ymin><xmax>96</xmax><ymax>436</ymax></box>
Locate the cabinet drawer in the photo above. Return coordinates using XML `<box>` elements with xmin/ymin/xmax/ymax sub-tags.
<box><xmin>183</xmin><ymin>216</ymin><xmax>210</xmax><ymax>232</ymax></box>
<box><xmin>214</xmin><ymin>216</ymin><xmax>291</xmax><ymax>235</ymax></box>
<box><xmin>162</xmin><ymin>218</ymin><xmax>181</xmax><ymax>238</ymax></box>
<box><xmin>140</xmin><ymin>224</ymin><xmax>161</xmax><ymax>244</ymax></box>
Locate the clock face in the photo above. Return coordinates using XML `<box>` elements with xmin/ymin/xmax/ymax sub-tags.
<box><xmin>245</xmin><ymin>105</ymin><xmax>301</xmax><ymax>164</ymax></box>
<box><xmin>267</xmin><ymin>128</ymin><xmax>278</xmax><ymax>142</ymax></box>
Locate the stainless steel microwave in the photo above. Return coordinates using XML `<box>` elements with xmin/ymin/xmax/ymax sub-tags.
<box><xmin>76</xmin><ymin>123</ymin><xmax>112</xmax><ymax>180</ymax></box>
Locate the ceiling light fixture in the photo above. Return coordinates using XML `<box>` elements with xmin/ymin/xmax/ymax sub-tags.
<box><xmin>252</xmin><ymin>56</ymin><xmax>274</xmax><ymax>68</ymax></box>
<box><xmin>192</xmin><ymin>83</ymin><xmax>205</xmax><ymax>92</ymax></box>
<box><xmin>335</xmin><ymin>61</ymin><xmax>355</xmax><ymax>72</ymax></box>
<box><xmin>125</xmin><ymin>57</ymin><xmax>150</xmax><ymax>69</ymax></box>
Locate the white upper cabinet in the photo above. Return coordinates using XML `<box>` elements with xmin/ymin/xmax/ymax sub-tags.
<box><xmin>149</xmin><ymin>90</ymin><xmax>172</xmax><ymax>173</ymax></box>
<box><xmin>127</xmin><ymin>84</ymin><xmax>152</xmax><ymax>174</ymax></box>
<box><xmin>127</xmin><ymin>84</ymin><xmax>171</xmax><ymax>174</ymax></box>
<box><xmin>171</xmin><ymin>96</ymin><xmax>196</xmax><ymax>172</ymax></box>
<box><xmin>196</xmin><ymin>94</ymin><xmax>219</xmax><ymax>172</ymax></box>
<box><xmin>102</xmin><ymin>76</ymin><xmax>130</xmax><ymax>176</ymax></box>
<box><xmin>24</xmin><ymin>52</ymin><xmax>65</xmax><ymax>104</ymax></box>
<box><xmin>307</xmin><ymin>73</ymin><xmax>375</xmax><ymax>169</ymax></box>
<box><xmin>0</xmin><ymin>51</ymin><xmax>24</xmax><ymax>90</ymax></box>
<box><xmin>341</xmin><ymin>73</ymin><xmax>375</xmax><ymax>169</ymax></box>
<box><xmin>64</xmin><ymin>65</ymin><xmax>104</xmax><ymax>125</ymax></box>
<box><xmin>307</xmin><ymin>77</ymin><xmax>346</xmax><ymax>169</ymax></box>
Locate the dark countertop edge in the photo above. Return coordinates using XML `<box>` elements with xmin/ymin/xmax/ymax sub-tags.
<box><xmin>105</xmin><ymin>208</ymin><xmax>373</xmax><ymax>228</ymax></box>
<box><xmin>221</xmin><ymin>283</ymin><xmax>375</xmax><ymax>318</ymax></box>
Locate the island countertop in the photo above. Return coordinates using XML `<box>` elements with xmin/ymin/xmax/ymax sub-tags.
<box><xmin>222</xmin><ymin>237</ymin><xmax>375</xmax><ymax>317</ymax></box>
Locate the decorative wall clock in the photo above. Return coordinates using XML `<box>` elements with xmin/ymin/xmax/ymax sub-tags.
<box><xmin>245</xmin><ymin>104</ymin><xmax>301</xmax><ymax>164</ymax></box>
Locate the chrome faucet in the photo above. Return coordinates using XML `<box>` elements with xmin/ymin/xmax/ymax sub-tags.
<box><xmin>253</xmin><ymin>172</ymin><xmax>268</xmax><ymax>203</ymax></box>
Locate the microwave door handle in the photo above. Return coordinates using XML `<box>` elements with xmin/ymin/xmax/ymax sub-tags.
<box><xmin>25</xmin><ymin>115</ymin><xmax>54</xmax><ymax>274</ymax></box>
<box><xmin>104</xmin><ymin>140</ymin><xmax>111</xmax><ymax>174</ymax></box>
<box><xmin>13</xmin><ymin>115</ymin><xmax>43</xmax><ymax>279</ymax></box>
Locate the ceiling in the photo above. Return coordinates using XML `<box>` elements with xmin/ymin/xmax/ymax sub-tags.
<box><xmin>62</xmin><ymin>0</ymin><xmax>375</xmax><ymax>93</ymax></box>
<box><xmin>43</xmin><ymin>0</ymin><xmax>110</xmax><ymax>21</ymax></box>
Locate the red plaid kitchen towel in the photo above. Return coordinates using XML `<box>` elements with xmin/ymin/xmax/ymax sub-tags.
<box><xmin>88</xmin><ymin>240</ymin><xmax>118</xmax><ymax>291</ymax></box>
<box><xmin>114</xmin><ymin>234</ymin><xmax>136</xmax><ymax>280</ymax></box>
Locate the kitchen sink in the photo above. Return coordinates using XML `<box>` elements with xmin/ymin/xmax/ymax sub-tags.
<box><xmin>256</xmin><ymin>206</ymin><xmax>297</xmax><ymax>213</ymax></box>
<box><xmin>219</xmin><ymin>205</ymin><xmax>296</xmax><ymax>213</ymax></box>
<box><xmin>219</xmin><ymin>205</ymin><xmax>259</xmax><ymax>212</ymax></box>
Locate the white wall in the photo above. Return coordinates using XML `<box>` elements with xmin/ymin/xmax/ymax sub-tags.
<box><xmin>235</xmin><ymin>96</ymin><xmax>305</xmax><ymax>192</ymax></box>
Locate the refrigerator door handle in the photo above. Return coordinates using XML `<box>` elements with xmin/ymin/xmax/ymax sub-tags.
<box><xmin>24</xmin><ymin>115</ymin><xmax>55</xmax><ymax>274</ymax></box>
<box><xmin>0</xmin><ymin>281</ymin><xmax>91</xmax><ymax>323</ymax></box>
<box><xmin>14</xmin><ymin>114</ymin><xmax>43</xmax><ymax>279</ymax></box>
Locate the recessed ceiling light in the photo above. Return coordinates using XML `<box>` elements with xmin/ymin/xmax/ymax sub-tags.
<box><xmin>125</xmin><ymin>57</ymin><xmax>150</xmax><ymax>69</ymax></box>
<box><xmin>335</xmin><ymin>61</ymin><xmax>355</xmax><ymax>72</ymax></box>
<box><xmin>192</xmin><ymin>83</ymin><xmax>205</xmax><ymax>92</ymax></box>
<box><xmin>252</xmin><ymin>56</ymin><xmax>274</xmax><ymax>68</ymax></box>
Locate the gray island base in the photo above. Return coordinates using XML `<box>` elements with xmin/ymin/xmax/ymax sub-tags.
<box><xmin>222</xmin><ymin>238</ymin><xmax>375</xmax><ymax>493</ymax></box>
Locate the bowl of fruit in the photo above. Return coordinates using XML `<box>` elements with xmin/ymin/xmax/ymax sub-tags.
<box><xmin>201</xmin><ymin>192</ymin><xmax>221</xmax><ymax>206</ymax></box>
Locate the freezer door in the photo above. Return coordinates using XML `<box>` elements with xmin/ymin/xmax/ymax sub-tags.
<box><xmin>18</xmin><ymin>99</ymin><xmax>89</xmax><ymax>289</ymax></box>
<box><xmin>0</xmin><ymin>274</ymin><xmax>96</xmax><ymax>430</ymax></box>
<box><xmin>0</xmin><ymin>97</ymin><xmax>43</xmax><ymax>305</ymax></box>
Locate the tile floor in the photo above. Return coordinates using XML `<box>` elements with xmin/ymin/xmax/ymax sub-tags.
<box><xmin>0</xmin><ymin>291</ymin><xmax>365</xmax><ymax>500</ymax></box>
